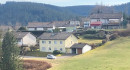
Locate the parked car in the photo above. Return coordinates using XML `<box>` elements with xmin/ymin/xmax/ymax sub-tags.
<box><xmin>47</xmin><ymin>54</ymin><xmax>56</xmax><ymax>59</ymax></box>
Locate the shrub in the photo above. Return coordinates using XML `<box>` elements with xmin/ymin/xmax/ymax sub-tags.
<box><xmin>118</xmin><ymin>29</ymin><xmax>130</xmax><ymax>37</ymax></box>
<box><xmin>85</xmin><ymin>30</ymin><xmax>98</xmax><ymax>34</ymax></box>
<box><xmin>109</xmin><ymin>33</ymin><xmax>119</xmax><ymax>41</ymax></box>
<box><xmin>53</xmin><ymin>50</ymin><xmax>61</xmax><ymax>55</ymax></box>
<box><xmin>102</xmin><ymin>39</ymin><xmax>107</xmax><ymax>44</ymax></box>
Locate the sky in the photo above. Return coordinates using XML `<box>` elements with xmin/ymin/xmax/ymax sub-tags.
<box><xmin>0</xmin><ymin>0</ymin><xmax>130</xmax><ymax>6</ymax></box>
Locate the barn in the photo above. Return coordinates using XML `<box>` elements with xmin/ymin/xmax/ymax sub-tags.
<box><xmin>71</xmin><ymin>43</ymin><xmax>92</xmax><ymax>54</ymax></box>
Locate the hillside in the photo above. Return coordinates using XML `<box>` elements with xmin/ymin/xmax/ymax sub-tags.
<box><xmin>0</xmin><ymin>2</ymin><xmax>130</xmax><ymax>25</ymax></box>
<box><xmin>0</xmin><ymin>2</ymin><xmax>78</xmax><ymax>25</ymax></box>
<box><xmin>49</xmin><ymin>37</ymin><xmax>130</xmax><ymax>70</ymax></box>
<box><xmin>64</xmin><ymin>2</ymin><xmax>130</xmax><ymax>16</ymax></box>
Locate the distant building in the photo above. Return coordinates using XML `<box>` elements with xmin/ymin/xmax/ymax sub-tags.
<box><xmin>14</xmin><ymin>32</ymin><xmax>36</xmax><ymax>47</ymax></box>
<box><xmin>89</xmin><ymin>13</ymin><xmax>123</xmax><ymax>29</ymax></box>
<box><xmin>27</xmin><ymin>21</ymin><xmax>80</xmax><ymax>32</ymax></box>
<box><xmin>38</xmin><ymin>32</ymin><xmax>78</xmax><ymax>53</ymax></box>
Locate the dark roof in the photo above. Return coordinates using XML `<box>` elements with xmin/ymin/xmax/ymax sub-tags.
<box><xmin>38</xmin><ymin>32</ymin><xmax>72</xmax><ymax>40</ymax></box>
<box><xmin>14</xmin><ymin>32</ymin><xmax>30</xmax><ymax>39</ymax></box>
<box><xmin>27</xmin><ymin>21</ymin><xmax>77</xmax><ymax>28</ymax></box>
<box><xmin>89</xmin><ymin>13</ymin><xmax>123</xmax><ymax>19</ymax></box>
<box><xmin>71</xmin><ymin>43</ymin><xmax>87</xmax><ymax>48</ymax></box>
<box><xmin>28</xmin><ymin>22</ymin><xmax>52</xmax><ymax>28</ymax></box>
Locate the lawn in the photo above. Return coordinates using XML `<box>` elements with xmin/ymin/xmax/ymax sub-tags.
<box><xmin>78</xmin><ymin>36</ymin><xmax>102</xmax><ymax>44</ymax></box>
<box><xmin>49</xmin><ymin>37</ymin><xmax>130</xmax><ymax>70</ymax></box>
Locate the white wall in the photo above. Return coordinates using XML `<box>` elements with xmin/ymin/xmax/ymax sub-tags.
<box><xmin>82</xmin><ymin>45</ymin><xmax>92</xmax><ymax>53</ymax></box>
<box><xmin>22</xmin><ymin>33</ymin><xmax>36</xmax><ymax>46</ymax></box>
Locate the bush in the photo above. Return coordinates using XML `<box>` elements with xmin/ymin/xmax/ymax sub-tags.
<box><xmin>118</xmin><ymin>29</ymin><xmax>130</xmax><ymax>37</ymax></box>
<box><xmin>53</xmin><ymin>50</ymin><xmax>61</xmax><ymax>55</ymax></box>
<box><xmin>102</xmin><ymin>39</ymin><xmax>107</xmax><ymax>44</ymax></box>
<box><xmin>83</xmin><ymin>34</ymin><xmax>105</xmax><ymax>39</ymax></box>
<box><xmin>109</xmin><ymin>33</ymin><xmax>119</xmax><ymax>41</ymax></box>
<box><xmin>85</xmin><ymin>30</ymin><xmax>98</xmax><ymax>34</ymax></box>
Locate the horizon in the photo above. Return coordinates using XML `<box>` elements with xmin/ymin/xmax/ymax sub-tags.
<box><xmin>0</xmin><ymin>0</ymin><xmax>130</xmax><ymax>7</ymax></box>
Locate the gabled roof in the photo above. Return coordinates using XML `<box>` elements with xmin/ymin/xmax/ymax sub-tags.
<box><xmin>38</xmin><ymin>32</ymin><xmax>73</xmax><ymax>40</ymax></box>
<box><xmin>89</xmin><ymin>13</ymin><xmax>123</xmax><ymax>19</ymax></box>
<box><xmin>71</xmin><ymin>43</ymin><xmax>87</xmax><ymax>48</ymax></box>
<box><xmin>27</xmin><ymin>21</ymin><xmax>77</xmax><ymax>28</ymax></box>
<box><xmin>14</xmin><ymin>32</ymin><xmax>30</xmax><ymax>39</ymax></box>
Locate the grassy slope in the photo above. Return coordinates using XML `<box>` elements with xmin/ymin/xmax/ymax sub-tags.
<box><xmin>78</xmin><ymin>36</ymin><xmax>102</xmax><ymax>44</ymax></box>
<box><xmin>50</xmin><ymin>37</ymin><xmax>130</xmax><ymax>70</ymax></box>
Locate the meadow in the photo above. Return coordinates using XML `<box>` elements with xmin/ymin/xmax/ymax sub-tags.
<box><xmin>49</xmin><ymin>37</ymin><xmax>130</xmax><ymax>70</ymax></box>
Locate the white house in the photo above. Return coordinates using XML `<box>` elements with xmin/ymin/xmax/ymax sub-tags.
<box><xmin>14</xmin><ymin>32</ymin><xmax>36</xmax><ymax>47</ymax></box>
<box><xmin>84</xmin><ymin>21</ymin><xmax>90</xmax><ymax>28</ymax></box>
<box><xmin>71</xmin><ymin>43</ymin><xmax>92</xmax><ymax>54</ymax></box>
<box><xmin>89</xmin><ymin>13</ymin><xmax>123</xmax><ymax>29</ymax></box>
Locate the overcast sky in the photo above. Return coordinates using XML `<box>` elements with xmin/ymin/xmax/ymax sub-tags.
<box><xmin>0</xmin><ymin>0</ymin><xmax>130</xmax><ymax>6</ymax></box>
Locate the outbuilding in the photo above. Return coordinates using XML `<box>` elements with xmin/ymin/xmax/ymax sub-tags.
<box><xmin>71</xmin><ymin>43</ymin><xmax>92</xmax><ymax>54</ymax></box>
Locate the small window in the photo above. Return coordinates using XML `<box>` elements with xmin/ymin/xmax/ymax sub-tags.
<box><xmin>60</xmin><ymin>48</ymin><xmax>62</xmax><ymax>51</ymax></box>
<box><xmin>18</xmin><ymin>39</ymin><xmax>21</xmax><ymax>42</ymax></box>
<box><xmin>49</xmin><ymin>41</ymin><xmax>51</xmax><ymax>44</ymax></box>
<box><xmin>42</xmin><ymin>47</ymin><xmax>46</xmax><ymax>51</ymax></box>
<box><xmin>54</xmin><ymin>41</ymin><xmax>57</xmax><ymax>44</ymax></box>
<box><xmin>42</xmin><ymin>41</ymin><xmax>46</xmax><ymax>44</ymax></box>
<box><xmin>60</xmin><ymin>41</ymin><xmax>63</xmax><ymax>44</ymax></box>
<box><xmin>49</xmin><ymin>47</ymin><xmax>51</xmax><ymax>50</ymax></box>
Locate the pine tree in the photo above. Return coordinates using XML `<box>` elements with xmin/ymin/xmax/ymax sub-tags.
<box><xmin>0</xmin><ymin>32</ymin><xmax>23</xmax><ymax>70</ymax></box>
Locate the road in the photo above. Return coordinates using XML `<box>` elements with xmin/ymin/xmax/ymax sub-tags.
<box><xmin>21</xmin><ymin>54</ymin><xmax>76</xmax><ymax>59</ymax></box>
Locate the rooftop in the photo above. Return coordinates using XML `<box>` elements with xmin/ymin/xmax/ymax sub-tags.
<box><xmin>71</xmin><ymin>43</ymin><xmax>87</xmax><ymax>48</ymax></box>
<box><xmin>38</xmin><ymin>32</ymin><xmax>72</xmax><ymax>40</ymax></box>
<box><xmin>89</xmin><ymin>13</ymin><xmax>123</xmax><ymax>19</ymax></box>
<box><xmin>14</xmin><ymin>32</ymin><xmax>30</xmax><ymax>39</ymax></box>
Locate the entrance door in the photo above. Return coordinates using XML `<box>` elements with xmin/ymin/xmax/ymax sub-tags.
<box><xmin>72</xmin><ymin>48</ymin><xmax>76</xmax><ymax>54</ymax></box>
<box><xmin>77</xmin><ymin>48</ymin><xmax>82</xmax><ymax>54</ymax></box>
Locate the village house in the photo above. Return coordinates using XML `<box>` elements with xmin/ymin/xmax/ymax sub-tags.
<box><xmin>38</xmin><ymin>32</ymin><xmax>78</xmax><ymax>53</ymax></box>
<box><xmin>89</xmin><ymin>13</ymin><xmax>123</xmax><ymax>29</ymax></box>
<box><xmin>38</xmin><ymin>32</ymin><xmax>92</xmax><ymax>54</ymax></box>
<box><xmin>27</xmin><ymin>21</ymin><xmax>80</xmax><ymax>32</ymax></box>
<box><xmin>14</xmin><ymin>32</ymin><xmax>36</xmax><ymax>47</ymax></box>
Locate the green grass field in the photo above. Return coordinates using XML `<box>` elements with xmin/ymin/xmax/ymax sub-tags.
<box><xmin>49</xmin><ymin>37</ymin><xmax>130</xmax><ymax>70</ymax></box>
<box><xmin>78</xmin><ymin>36</ymin><xmax>102</xmax><ymax>44</ymax></box>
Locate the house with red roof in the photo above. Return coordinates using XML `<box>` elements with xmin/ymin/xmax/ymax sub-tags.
<box><xmin>89</xmin><ymin>13</ymin><xmax>123</xmax><ymax>29</ymax></box>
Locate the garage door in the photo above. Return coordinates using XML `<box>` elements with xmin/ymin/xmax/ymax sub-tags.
<box><xmin>77</xmin><ymin>48</ymin><xmax>82</xmax><ymax>54</ymax></box>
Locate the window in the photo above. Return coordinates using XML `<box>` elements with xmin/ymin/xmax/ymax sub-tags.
<box><xmin>49</xmin><ymin>41</ymin><xmax>51</xmax><ymax>44</ymax></box>
<box><xmin>42</xmin><ymin>41</ymin><xmax>46</xmax><ymax>44</ymax></box>
<box><xmin>42</xmin><ymin>47</ymin><xmax>46</xmax><ymax>51</ymax></box>
<box><xmin>54</xmin><ymin>41</ymin><xmax>57</xmax><ymax>44</ymax></box>
<box><xmin>60</xmin><ymin>41</ymin><xmax>63</xmax><ymax>44</ymax></box>
<box><xmin>18</xmin><ymin>39</ymin><xmax>21</xmax><ymax>42</ymax></box>
<box><xmin>60</xmin><ymin>48</ymin><xmax>62</xmax><ymax>51</ymax></box>
<box><xmin>49</xmin><ymin>47</ymin><xmax>51</xmax><ymax>50</ymax></box>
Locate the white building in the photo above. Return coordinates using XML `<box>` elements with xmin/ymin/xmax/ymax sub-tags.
<box><xmin>71</xmin><ymin>43</ymin><xmax>92</xmax><ymax>54</ymax></box>
<box><xmin>89</xmin><ymin>13</ymin><xmax>123</xmax><ymax>29</ymax></box>
<box><xmin>14</xmin><ymin>32</ymin><xmax>36</xmax><ymax>47</ymax></box>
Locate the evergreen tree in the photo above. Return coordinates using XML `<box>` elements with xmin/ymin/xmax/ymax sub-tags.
<box><xmin>0</xmin><ymin>32</ymin><xmax>23</xmax><ymax>70</ymax></box>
